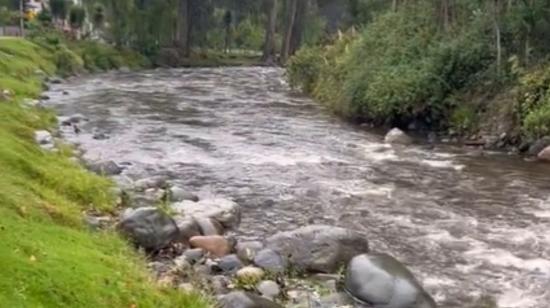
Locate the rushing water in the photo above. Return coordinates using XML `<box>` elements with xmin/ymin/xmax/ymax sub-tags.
<box><xmin>44</xmin><ymin>67</ymin><xmax>550</xmax><ymax>307</ymax></box>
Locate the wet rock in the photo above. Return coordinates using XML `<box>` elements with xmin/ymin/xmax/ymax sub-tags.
<box><xmin>62</xmin><ymin>90</ymin><xmax>69</xmax><ymax>95</ymax></box>
<box><xmin>235</xmin><ymin>266</ymin><xmax>265</xmax><ymax>284</ymax></box>
<box><xmin>210</xmin><ymin>275</ymin><xmax>231</xmax><ymax>295</ymax></box>
<box><xmin>528</xmin><ymin>136</ymin><xmax>550</xmax><ymax>156</ymax></box>
<box><xmin>172</xmin><ymin>198</ymin><xmax>241</xmax><ymax>230</ymax></box>
<box><xmin>92</xmin><ymin>132</ymin><xmax>109</xmax><ymax>140</ymax></box>
<box><xmin>189</xmin><ymin>235</ymin><xmax>231</xmax><ymax>257</ymax></box>
<box><xmin>35</xmin><ymin>130</ymin><xmax>53</xmax><ymax>145</ymax></box>
<box><xmin>196</xmin><ymin>217</ymin><xmax>224</xmax><ymax>236</ymax></box>
<box><xmin>218</xmin><ymin>254</ymin><xmax>244</xmax><ymax>273</ymax></box>
<box><xmin>537</xmin><ymin>146</ymin><xmax>550</xmax><ymax>162</ymax></box>
<box><xmin>169</xmin><ymin>186</ymin><xmax>199</xmax><ymax>202</ymax></box>
<box><xmin>118</xmin><ymin>207</ymin><xmax>178</xmax><ymax>251</ymax></box>
<box><xmin>384</xmin><ymin>128</ymin><xmax>413</xmax><ymax>145</ymax></box>
<box><xmin>39</xmin><ymin>94</ymin><xmax>50</xmax><ymax>101</ymax></box>
<box><xmin>134</xmin><ymin>176</ymin><xmax>168</xmax><ymax>191</ymax></box>
<box><xmin>182</xmin><ymin>248</ymin><xmax>204</xmax><ymax>264</ymax></box>
<box><xmin>253</xmin><ymin>249</ymin><xmax>286</xmax><ymax>273</ymax></box>
<box><xmin>344</xmin><ymin>253</ymin><xmax>436</xmax><ymax>308</ymax></box>
<box><xmin>60</xmin><ymin>113</ymin><xmax>88</xmax><ymax>125</ymax></box>
<box><xmin>50</xmin><ymin>77</ymin><xmax>63</xmax><ymax>84</ymax></box>
<box><xmin>88</xmin><ymin>160</ymin><xmax>122</xmax><ymax>176</ymax></box>
<box><xmin>257</xmin><ymin>280</ymin><xmax>280</xmax><ymax>299</ymax></box>
<box><xmin>219</xmin><ymin>291</ymin><xmax>283</xmax><ymax>308</ymax></box>
<box><xmin>265</xmin><ymin>225</ymin><xmax>369</xmax><ymax>273</ymax></box>
<box><xmin>236</xmin><ymin>241</ymin><xmax>264</xmax><ymax>263</ymax></box>
<box><xmin>143</xmin><ymin>188</ymin><xmax>167</xmax><ymax>204</ymax></box>
<box><xmin>174</xmin><ymin>217</ymin><xmax>201</xmax><ymax>242</ymax></box>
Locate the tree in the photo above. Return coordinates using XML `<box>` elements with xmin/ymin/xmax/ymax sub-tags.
<box><xmin>50</xmin><ymin>0</ymin><xmax>69</xmax><ymax>25</ymax></box>
<box><xmin>69</xmin><ymin>5</ymin><xmax>86</xmax><ymax>32</ymax></box>
<box><xmin>178</xmin><ymin>0</ymin><xmax>192</xmax><ymax>56</ymax></box>
<box><xmin>91</xmin><ymin>3</ymin><xmax>105</xmax><ymax>31</ymax></box>
<box><xmin>223</xmin><ymin>9</ymin><xmax>232</xmax><ymax>53</ymax></box>
<box><xmin>262</xmin><ymin>0</ymin><xmax>277</xmax><ymax>63</ymax></box>
<box><xmin>281</xmin><ymin>0</ymin><xmax>297</xmax><ymax>63</ymax></box>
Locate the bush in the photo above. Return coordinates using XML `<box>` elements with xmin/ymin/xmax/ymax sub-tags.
<box><xmin>518</xmin><ymin>65</ymin><xmax>550</xmax><ymax>137</ymax></box>
<box><xmin>54</xmin><ymin>46</ymin><xmax>84</xmax><ymax>77</ymax></box>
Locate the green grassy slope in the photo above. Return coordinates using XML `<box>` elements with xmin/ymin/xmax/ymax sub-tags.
<box><xmin>0</xmin><ymin>38</ymin><xmax>209</xmax><ymax>308</ymax></box>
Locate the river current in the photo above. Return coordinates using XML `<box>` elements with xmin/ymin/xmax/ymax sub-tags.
<box><xmin>44</xmin><ymin>67</ymin><xmax>550</xmax><ymax>307</ymax></box>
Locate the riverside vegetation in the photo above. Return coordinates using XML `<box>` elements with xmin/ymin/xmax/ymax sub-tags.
<box><xmin>0</xmin><ymin>37</ymin><xmax>209</xmax><ymax>307</ymax></box>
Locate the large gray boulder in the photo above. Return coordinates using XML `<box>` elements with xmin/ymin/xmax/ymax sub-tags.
<box><xmin>528</xmin><ymin>136</ymin><xmax>550</xmax><ymax>156</ymax></box>
<box><xmin>118</xmin><ymin>207</ymin><xmax>178</xmax><ymax>251</ymax></box>
<box><xmin>384</xmin><ymin>128</ymin><xmax>413</xmax><ymax>145</ymax></box>
<box><xmin>172</xmin><ymin>198</ymin><xmax>241</xmax><ymax>230</ymax></box>
<box><xmin>265</xmin><ymin>225</ymin><xmax>369</xmax><ymax>273</ymax></box>
<box><xmin>219</xmin><ymin>291</ymin><xmax>283</xmax><ymax>308</ymax></box>
<box><xmin>344</xmin><ymin>254</ymin><xmax>437</xmax><ymax>308</ymax></box>
<box><xmin>537</xmin><ymin>145</ymin><xmax>550</xmax><ymax>162</ymax></box>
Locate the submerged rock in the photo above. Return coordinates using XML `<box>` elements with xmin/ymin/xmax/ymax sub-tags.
<box><xmin>384</xmin><ymin>128</ymin><xmax>413</xmax><ymax>145</ymax></box>
<box><xmin>344</xmin><ymin>253</ymin><xmax>436</xmax><ymax>308</ymax></box>
<box><xmin>87</xmin><ymin>160</ymin><xmax>123</xmax><ymax>176</ymax></box>
<box><xmin>265</xmin><ymin>225</ymin><xmax>369</xmax><ymax>273</ymax></box>
<box><xmin>118</xmin><ymin>207</ymin><xmax>178</xmax><ymax>251</ymax></box>
<box><xmin>219</xmin><ymin>291</ymin><xmax>283</xmax><ymax>308</ymax></box>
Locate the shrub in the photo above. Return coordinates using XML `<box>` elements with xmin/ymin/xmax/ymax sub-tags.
<box><xmin>54</xmin><ymin>46</ymin><xmax>84</xmax><ymax>77</ymax></box>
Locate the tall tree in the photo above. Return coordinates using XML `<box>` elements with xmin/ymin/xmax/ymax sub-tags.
<box><xmin>281</xmin><ymin>0</ymin><xmax>297</xmax><ymax>63</ymax></box>
<box><xmin>178</xmin><ymin>0</ymin><xmax>192</xmax><ymax>56</ymax></box>
<box><xmin>262</xmin><ymin>0</ymin><xmax>277</xmax><ymax>63</ymax></box>
<box><xmin>288</xmin><ymin>0</ymin><xmax>308</xmax><ymax>56</ymax></box>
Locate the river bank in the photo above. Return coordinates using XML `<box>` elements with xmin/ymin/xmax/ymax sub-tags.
<box><xmin>0</xmin><ymin>38</ymin><xmax>209</xmax><ymax>307</ymax></box>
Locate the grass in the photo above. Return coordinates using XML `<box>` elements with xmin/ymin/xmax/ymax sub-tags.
<box><xmin>0</xmin><ymin>38</ymin><xmax>210</xmax><ymax>307</ymax></box>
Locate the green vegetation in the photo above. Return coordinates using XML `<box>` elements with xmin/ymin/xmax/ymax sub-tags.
<box><xmin>0</xmin><ymin>38</ymin><xmax>209</xmax><ymax>307</ymax></box>
<box><xmin>288</xmin><ymin>0</ymin><xmax>550</xmax><ymax>146</ymax></box>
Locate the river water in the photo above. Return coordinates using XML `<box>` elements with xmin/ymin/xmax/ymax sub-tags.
<box><xmin>44</xmin><ymin>67</ymin><xmax>550</xmax><ymax>307</ymax></box>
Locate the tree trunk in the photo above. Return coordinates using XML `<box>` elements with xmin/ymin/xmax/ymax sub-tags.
<box><xmin>281</xmin><ymin>0</ymin><xmax>297</xmax><ymax>64</ymax></box>
<box><xmin>392</xmin><ymin>0</ymin><xmax>398</xmax><ymax>12</ymax></box>
<box><xmin>442</xmin><ymin>0</ymin><xmax>450</xmax><ymax>32</ymax></box>
<box><xmin>178</xmin><ymin>0</ymin><xmax>192</xmax><ymax>57</ymax></box>
<box><xmin>262</xmin><ymin>0</ymin><xmax>278</xmax><ymax>63</ymax></box>
<box><xmin>19</xmin><ymin>0</ymin><xmax>24</xmax><ymax>37</ymax></box>
<box><xmin>493</xmin><ymin>0</ymin><xmax>502</xmax><ymax>76</ymax></box>
<box><xmin>289</xmin><ymin>0</ymin><xmax>308</xmax><ymax>56</ymax></box>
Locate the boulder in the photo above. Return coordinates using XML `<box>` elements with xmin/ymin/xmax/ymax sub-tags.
<box><xmin>235</xmin><ymin>266</ymin><xmax>265</xmax><ymax>284</ymax></box>
<box><xmin>196</xmin><ymin>217</ymin><xmax>224</xmax><ymax>236</ymax></box>
<box><xmin>118</xmin><ymin>207</ymin><xmax>178</xmax><ymax>251</ymax></box>
<box><xmin>528</xmin><ymin>136</ymin><xmax>550</xmax><ymax>156</ymax></box>
<box><xmin>257</xmin><ymin>280</ymin><xmax>280</xmax><ymax>300</ymax></box>
<box><xmin>35</xmin><ymin>130</ymin><xmax>53</xmax><ymax>145</ymax></box>
<box><xmin>219</xmin><ymin>291</ymin><xmax>283</xmax><ymax>308</ymax></box>
<box><xmin>217</xmin><ymin>254</ymin><xmax>244</xmax><ymax>273</ymax></box>
<box><xmin>253</xmin><ymin>249</ymin><xmax>286</xmax><ymax>273</ymax></box>
<box><xmin>265</xmin><ymin>225</ymin><xmax>369</xmax><ymax>273</ymax></box>
<box><xmin>344</xmin><ymin>253</ymin><xmax>436</xmax><ymax>308</ymax></box>
<box><xmin>189</xmin><ymin>235</ymin><xmax>232</xmax><ymax>257</ymax></box>
<box><xmin>384</xmin><ymin>128</ymin><xmax>413</xmax><ymax>145</ymax></box>
<box><xmin>537</xmin><ymin>146</ymin><xmax>550</xmax><ymax>162</ymax></box>
<box><xmin>88</xmin><ymin>160</ymin><xmax>123</xmax><ymax>176</ymax></box>
<box><xmin>174</xmin><ymin>217</ymin><xmax>201</xmax><ymax>241</ymax></box>
<box><xmin>169</xmin><ymin>186</ymin><xmax>199</xmax><ymax>202</ymax></box>
<box><xmin>172</xmin><ymin>198</ymin><xmax>241</xmax><ymax>230</ymax></box>
<box><xmin>236</xmin><ymin>241</ymin><xmax>264</xmax><ymax>263</ymax></box>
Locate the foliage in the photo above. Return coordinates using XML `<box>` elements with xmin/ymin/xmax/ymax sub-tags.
<box><xmin>50</xmin><ymin>0</ymin><xmax>70</xmax><ymax>21</ymax></box>
<box><xmin>0</xmin><ymin>38</ymin><xmax>209</xmax><ymax>308</ymax></box>
<box><xmin>54</xmin><ymin>46</ymin><xmax>84</xmax><ymax>77</ymax></box>
<box><xmin>517</xmin><ymin>65</ymin><xmax>550</xmax><ymax>138</ymax></box>
<box><xmin>69</xmin><ymin>5</ymin><xmax>86</xmax><ymax>30</ymax></box>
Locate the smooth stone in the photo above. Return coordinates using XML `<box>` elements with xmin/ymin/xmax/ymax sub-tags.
<box><xmin>189</xmin><ymin>235</ymin><xmax>231</xmax><ymax>258</ymax></box>
<box><xmin>182</xmin><ymin>248</ymin><xmax>204</xmax><ymax>264</ymax></box>
<box><xmin>34</xmin><ymin>130</ymin><xmax>53</xmax><ymax>145</ymax></box>
<box><xmin>219</xmin><ymin>291</ymin><xmax>283</xmax><ymax>308</ymax></box>
<box><xmin>537</xmin><ymin>145</ymin><xmax>550</xmax><ymax>162</ymax></box>
<box><xmin>87</xmin><ymin>160</ymin><xmax>122</xmax><ymax>176</ymax></box>
<box><xmin>235</xmin><ymin>266</ymin><xmax>265</xmax><ymax>284</ymax></box>
<box><xmin>265</xmin><ymin>225</ymin><xmax>369</xmax><ymax>273</ymax></box>
<box><xmin>174</xmin><ymin>217</ymin><xmax>201</xmax><ymax>242</ymax></box>
<box><xmin>172</xmin><ymin>198</ymin><xmax>241</xmax><ymax>230</ymax></box>
<box><xmin>384</xmin><ymin>128</ymin><xmax>413</xmax><ymax>145</ymax></box>
<box><xmin>344</xmin><ymin>253</ymin><xmax>436</xmax><ymax>308</ymax></box>
<box><xmin>210</xmin><ymin>275</ymin><xmax>231</xmax><ymax>295</ymax></box>
<box><xmin>169</xmin><ymin>186</ymin><xmax>199</xmax><ymax>202</ymax></box>
<box><xmin>118</xmin><ymin>207</ymin><xmax>178</xmax><ymax>251</ymax></box>
<box><xmin>196</xmin><ymin>217</ymin><xmax>224</xmax><ymax>236</ymax></box>
<box><xmin>236</xmin><ymin>241</ymin><xmax>264</xmax><ymax>263</ymax></box>
<box><xmin>256</xmin><ymin>280</ymin><xmax>280</xmax><ymax>299</ymax></box>
<box><xmin>218</xmin><ymin>254</ymin><xmax>244</xmax><ymax>273</ymax></box>
<box><xmin>253</xmin><ymin>249</ymin><xmax>286</xmax><ymax>273</ymax></box>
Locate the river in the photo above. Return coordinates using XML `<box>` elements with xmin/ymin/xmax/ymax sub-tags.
<box><xmin>44</xmin><ymin>67</ymin><xmax>550</xmax><ymax>307</ymax></box>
